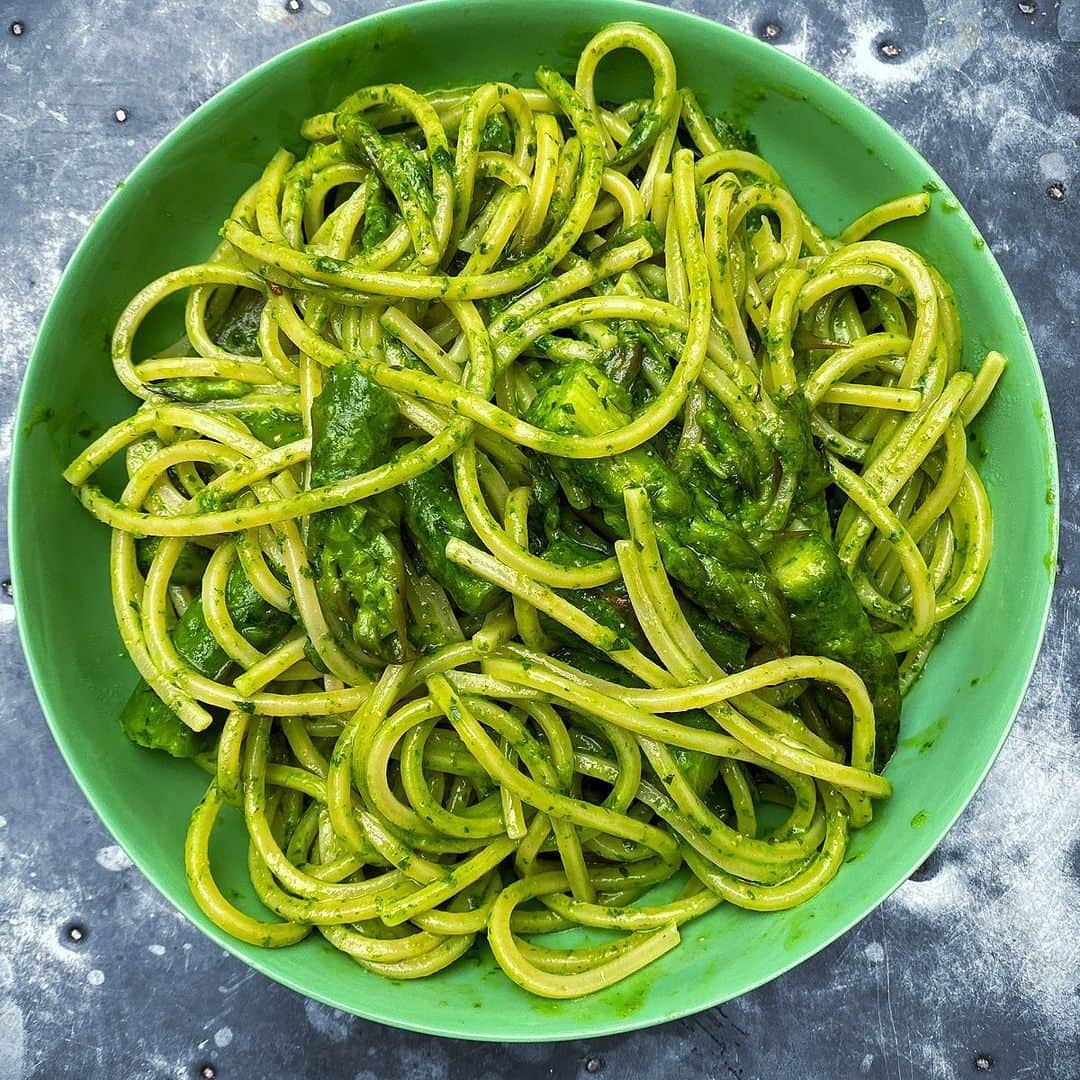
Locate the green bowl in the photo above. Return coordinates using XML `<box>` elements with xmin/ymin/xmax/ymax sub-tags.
<box><xmin>10</xmin><ymin>0</ymin><xmax>1058</xmax><ymax>1042</ymax></box>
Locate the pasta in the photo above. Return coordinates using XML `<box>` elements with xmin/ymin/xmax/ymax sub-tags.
<box><xmin>64</xmin><ymin>22</ymin><xmax>1000</xmax><ymax>998</ymax></box>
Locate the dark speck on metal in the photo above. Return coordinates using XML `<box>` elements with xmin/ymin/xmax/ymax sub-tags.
<box><xmin>907</xmin><ymin>852</ymin><xmax>939</xmax><ymax>882</ymax></box>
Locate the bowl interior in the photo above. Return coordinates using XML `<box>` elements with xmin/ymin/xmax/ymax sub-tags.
<box><xmin>10</xmin><ymin>0</ymin><xmax>1057</xmax><ymax>1041</ymax></box>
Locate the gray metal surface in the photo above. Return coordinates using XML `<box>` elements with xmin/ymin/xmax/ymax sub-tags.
<box><xmin>0</xmin><ymin>1</ymin><xmax>1077</xmax><ymax>1077</ymax></box>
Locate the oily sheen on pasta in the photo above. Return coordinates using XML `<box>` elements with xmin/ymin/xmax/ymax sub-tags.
<box><xmin>64</xmin><ymin>23</ymin><xmax>1000</xmax><ymax>998</ymax></box>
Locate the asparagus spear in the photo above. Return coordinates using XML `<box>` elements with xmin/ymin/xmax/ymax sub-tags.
<box><xmin>526</xmin><ymin>360</ymin><xmax>789</xmax><ymax>648</ymax></box>
<box><xmin>309</xmin><ymin>361</ymin><xmax>406</xmax><ymax>660</ymax></box>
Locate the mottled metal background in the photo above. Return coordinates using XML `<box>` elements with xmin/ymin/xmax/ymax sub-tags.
<box><xmin>0</xmin><ymin>1</ymin><xmax>1077</xmax><ymax>1077</ymax></box>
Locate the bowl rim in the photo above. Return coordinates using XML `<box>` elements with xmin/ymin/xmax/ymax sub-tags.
<box><xmin>10</xmin><ymin>0</ymin><xmax>1060</xmax><ymax>1042</ymax></box>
